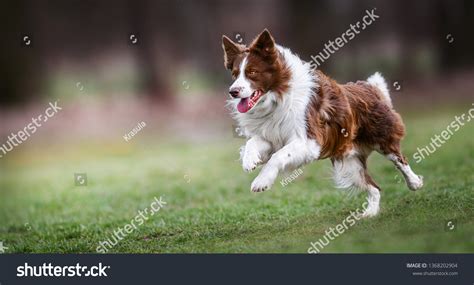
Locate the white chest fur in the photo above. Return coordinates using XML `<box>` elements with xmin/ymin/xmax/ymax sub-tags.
<box><xmin>231</xmin><ymin>46</ymin><xmax>317</xmax><ymax>150</ymax></box>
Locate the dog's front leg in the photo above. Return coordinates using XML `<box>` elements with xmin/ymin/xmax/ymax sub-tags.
<box><xmin>251</xmin><ymin>139</ymin><xmax>320</xmax><ymax>192</ymax></box>
<box><xmin>241</xmin><ymin>136</ymin><xmax>272</xmax><ymax>172</ymax></box>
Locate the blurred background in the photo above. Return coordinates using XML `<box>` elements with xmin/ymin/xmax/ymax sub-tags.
<box><xmin>1</xmin><ymin>0</ymin><xmax>474</xmax><ymax>253</ymax></box>
<box><xmin>1</xmin><ymin>0</ymin><xmax>473</xmax><ymax>143</ymax></box>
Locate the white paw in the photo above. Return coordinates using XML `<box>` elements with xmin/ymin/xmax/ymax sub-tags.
<box><xmin>242</xmin><ymin>152</ymin><xmax>261</xmax><ymax>173</ymax></box>
<box><xmin>251</xmin><ymin>173</ymin><xmax>275</xmax><ymax>192</ymax></box>
<box><xmin>407</xmin><ymin>175</ymin><xmax>423</xmax><ymax>191</ymax></box>
<box><xmin>359</xmin><ymin>205</ymin><xmax>379</xmax><ymax>218</ymax></box>
<box><xmin>358</xmin><ymin>193</ymin><xmax>380</xmax><ymax>218</ymax></box>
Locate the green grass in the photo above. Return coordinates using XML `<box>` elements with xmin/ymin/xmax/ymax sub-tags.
<box><xmin>0</xmin><ymin>107</ymin><xmax>473</xmax><ymax>253</ymax></box>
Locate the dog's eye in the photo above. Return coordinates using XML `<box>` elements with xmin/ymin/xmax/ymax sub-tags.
<box><xmin>247</xmin><ymin>70</ymin><xmax>257</xmax><ymax>76</ymax></box>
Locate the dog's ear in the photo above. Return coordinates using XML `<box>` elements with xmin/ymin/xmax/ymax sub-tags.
<box><xmin>250</xmin><ymin>29</ymin><xmax>276</xmax><ymax>57</ymax></box>
<box><xmin>222</xmin><ymin>36</ymin><xmax>245</xmax><ymax>70</ymax></box>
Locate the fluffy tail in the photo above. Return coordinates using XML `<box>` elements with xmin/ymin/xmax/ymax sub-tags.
<box><xmin>367</xmin><ymin>72</ymin><xmax>392</xmax><ymax>108</ymax></box>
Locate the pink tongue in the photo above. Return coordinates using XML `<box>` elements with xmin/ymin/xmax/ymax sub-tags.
<box><xmin>237</xmin><ymin>97</ymin><xmax>250</xmax><ymax>113</ymax></box>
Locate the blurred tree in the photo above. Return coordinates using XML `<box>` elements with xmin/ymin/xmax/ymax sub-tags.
<box><xmin>129</xmin><ymin>0</ymin><xmax>173</xmax><ymax>103</ymax></box>
<box><xmin>1</xmin><ymin>0</ymin><xmax>474</xmax><ymax>106</ymax></box>
<box><xmin>0</xmin><ymin>0</ymin><xmax>42</xmax><ymax>105</ymax></box>
<box><xmin>435</xmin><ymin>0</ymin><xmax>474</xmax><ymax>71</ymax></box>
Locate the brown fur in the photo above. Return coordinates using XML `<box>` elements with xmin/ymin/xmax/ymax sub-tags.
<box><xmin>222</xmin><ymin>30</ymin><xmax>291</xmax><ymax>97</ymax></box>
<box><xmin>307</xmin><ymin>70</ymin><xmax>406</xmax><ymax>158</ymax></box>
<box><xmin>307</xmin><ymin>70</ymin><xmax>409</xmax><ymax>189</ymax></box>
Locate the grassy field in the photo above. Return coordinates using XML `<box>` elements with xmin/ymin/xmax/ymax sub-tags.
<box><xmin>0</xmin><ymin>107</ymin><xmax>473</xmax><ymax>253</ymax></box>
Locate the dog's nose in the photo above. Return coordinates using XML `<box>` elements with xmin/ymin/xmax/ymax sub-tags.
<box><xmin>229</xmin><ymin>88</ymin><xmax>241</xmax><ymax>98</ymax></box>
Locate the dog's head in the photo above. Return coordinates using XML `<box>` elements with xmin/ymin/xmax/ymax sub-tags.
<box><xmin>222</xmin><ymin>29</ymin><xmax>290</xmax><ymax>114</ymax></box>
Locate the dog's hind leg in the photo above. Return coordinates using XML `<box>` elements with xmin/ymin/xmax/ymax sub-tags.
<box><xmin>385</xmin><ymin>151</ymin><xmax>423</xmax><ymax>191</ymax></box>
<box><xmin>333</xmin><ymin>150</ymin><xmax>381</xmax><ymax>218</ymax></box>
<box><xmin>380</xmin><ymin>143</ymin><xmax>423</xmax><ymax>191</ymax></box>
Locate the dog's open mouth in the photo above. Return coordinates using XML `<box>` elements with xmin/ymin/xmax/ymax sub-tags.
<box><xmin>237</xmin><ymin>90</ymin><xmax>263</xmax><ymax>113</ymax></box>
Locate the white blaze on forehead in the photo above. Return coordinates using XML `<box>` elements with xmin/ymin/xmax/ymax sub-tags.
<box><xmin>230</xmin><ymin>56</ymin><xmax>253</xmax><ymax>98</ymax></box>
<box><xmin>239</xmin><ymin>56</ymin><xmax>248</xmax><ymax>77</ymax></box>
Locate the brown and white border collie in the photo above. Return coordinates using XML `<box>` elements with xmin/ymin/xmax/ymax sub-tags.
<box><xmin>222</xmin><ymin>29</ymin><xmax>423</xmax><ymax>217</ymax></box>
